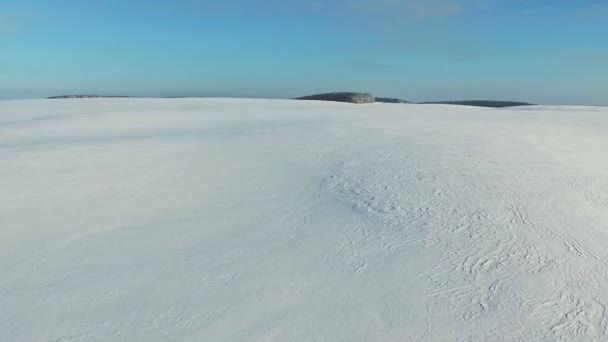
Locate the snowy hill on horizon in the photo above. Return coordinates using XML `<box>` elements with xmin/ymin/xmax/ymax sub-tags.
<box><xmin>1</xmin><ymin>98</ymin><xmax>608</xmax><ymax>341</ymax></box>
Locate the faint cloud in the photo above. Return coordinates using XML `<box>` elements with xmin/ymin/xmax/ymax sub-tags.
<box><xmin>0</xmin><ymin>22</ymin><xmax>19</xmax><ymax>33</ymax></box>
<box><xmin>0</xmin><ymin>8</ymin><xmax>32</xmax><ymax>33</ymax></box>
<box><xmin>413</xmin><ymin>2</ymin><xmax>465</xmax><ymax>18</ymax></box>
<box><xmin>576</xmin><ymin>3</ymin><xmax>608</xmax><ymax>23</ymax></box>
<box><xmin>0</xmin><ymin>24</ymin><xmax>13</xmax><ymax>33</ymax></box>
<box><xmin>0</xmin><ymin>17</ymin><xmax>17</xmax><ymax>33</ymax></box>
<box><xmin>339</xmin><ymin>59</ymin><xmax>402</xmax><ymax>73</ymax></box>
<box><xmin>188</xmin><ymin>0</ymin><xmax>571</xmax><ymax>25</ymax></box>
<box><xmin>577</xmin><ymin>51</ymin><xmax>608</xmax><ymax>65</ymax></box>
<box><xmin>190</xmin><ymin>0</ymin><xmax>469</xmax><ymax>19</ymax></box>
<box><xmin>577</xmin><ymin>2</ymin><xmax>608</xmax><ymax>21</ymax></box>
<box><xmin>347</xmin><ymin>0</ymin><xmax>466</xmax><ymax>18</ymax></box>
<box><xmin>186</xmin><ymin>0</ymin><xmax>600</xmax><ymax>59</ymax></box>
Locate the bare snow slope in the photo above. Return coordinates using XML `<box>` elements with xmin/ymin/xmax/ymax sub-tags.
<box><xmin>2</xmin><ymin>99</ymin><xmax>608</xmax><ymax>341</ymax></box>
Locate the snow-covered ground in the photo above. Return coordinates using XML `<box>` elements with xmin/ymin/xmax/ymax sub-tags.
<box><xmin>1</xmin><ymin>98</ymin><xmax>608</xmax><ymax>341</ymax></box>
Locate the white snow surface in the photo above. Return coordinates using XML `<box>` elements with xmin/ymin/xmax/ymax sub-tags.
<box><xmin>2</xmin><ymin>98</ymin><xmax>608</xmax><ymax>341</ymax></box>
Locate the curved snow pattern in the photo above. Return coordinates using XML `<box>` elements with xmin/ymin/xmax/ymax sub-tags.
<box><xmin>1</xmin><ymin>98</ymin><xmax>608</xmax><ymax>341</ymax></box>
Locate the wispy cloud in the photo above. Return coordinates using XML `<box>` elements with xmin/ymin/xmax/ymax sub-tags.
<box><xmin>0</xmin><ymin>22</ymin><xmax>20</xmax><ymax>33</ymax></box>
<box><xmin>579</xmin><ymin>3</ymin><xmax>608</xmax><ymax>19</ymax></box>
<box><xmin>343</xmin><ymin>0</ymin><xmax>466</xmax><ymax>19</ymax></box>
<box><xmin>0</xmin><ymin>8</ymin><xmax>31</xmax><ymax>33</ymax></box>
<box><xmin>0</xmin><ymin>17</ymin><xmax>16</xmax><ymax>33</ymax></box>
<box><xmin>577</xmin><ymin>51</ymin><xmax>608</xmax><ymax>66</ymax></box>
<box><xmin>0</xmin><ymin>24</ymin><xmax>12</xmax><ymax>33</ymax></box>
<box><xmin>187</xmin><ymin>0</ymin><xmax>604</xmax><ymax>59</ymax></box>
<box><xmin>190</xmin><ymin>0</ymin><xmax>469</xmax><ymax>19</ymax></box>
<box><xmin>189</xmin><ymin>0</ymin><xmax>577</xmax><ymax>26</ymax></box>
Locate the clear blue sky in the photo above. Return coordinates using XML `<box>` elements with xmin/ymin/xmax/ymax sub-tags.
<box><xmin>1</xmin><ymin>0</ymin><xmax>607</xmax><ymax>104</ymax></box>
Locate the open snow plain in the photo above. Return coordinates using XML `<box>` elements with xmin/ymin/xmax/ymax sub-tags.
<box><xmin>1</xmin><ymin>98</ymin><xmax>608</xmax><ymax>341</ymax></box>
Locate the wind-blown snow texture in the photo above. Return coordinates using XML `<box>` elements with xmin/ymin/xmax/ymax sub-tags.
<box><xmin>1</xmin><ymin>98</ymin><xmax>608</xmax><ymax>341</ymax></box>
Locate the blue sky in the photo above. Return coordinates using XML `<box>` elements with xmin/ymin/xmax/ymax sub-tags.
<box><xmin>1</xmin><ymin>0</ymin><xmax>607</xmax><ymax>104</ymax></box>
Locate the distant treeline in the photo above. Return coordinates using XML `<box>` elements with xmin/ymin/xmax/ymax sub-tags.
<box><xmin>375</xmin><ymin>97</ymin><xmax>409</xmax><ymax>104</ymax></box>
<box><xmin>420</xmin><ymin>100</ymin><xmax>533</xmax><ymax>108</ymax></box>
<box><xmin>296</xmin><ymin>93</ymin><xmax>533</xmax><ymax>107</ymax></box>
<box><xmin>46</xmin><ymin>93</ymin><xmax>534</xmax><ymax>108</ymax></box>
<box><xmin>296</xmin><ymin>92</ymin><xmax>375</xmax><ymax>104</ymax></box>
<box><xmin>47</xmin><ymin>95</ymin><xmax>131</xmax><ymax>99</ymax></box>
